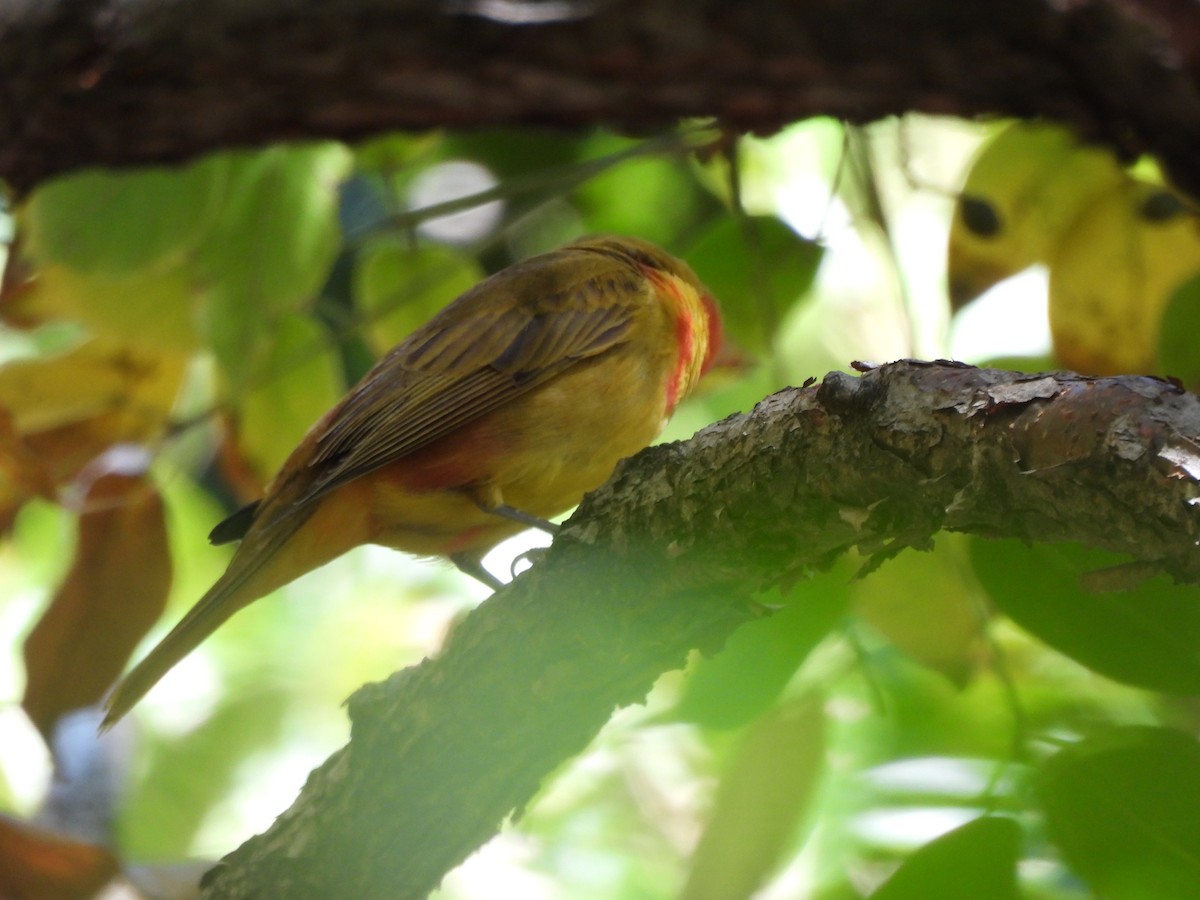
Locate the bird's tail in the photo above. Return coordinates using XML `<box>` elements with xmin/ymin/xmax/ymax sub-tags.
<box><xmin>100</xmin><ymin>473</ymin><xmax>375</xmax><ymax>732</ymax></box>
<box><xmin>99</xmin><ymin>565</ymin><xmax>256</xmax><ymax>731</ymax></box>
<box><xmin>99</xmin><ymin>509</ymin><xmax>310</xmax><ymax>732</ymax></box>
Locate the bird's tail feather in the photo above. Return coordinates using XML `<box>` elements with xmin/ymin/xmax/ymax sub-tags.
<box><xmin>99</xmin><ymin>513</ymin><xmax>306</xmax><ymax>732</ymax></box>
<box><xmin>100</xmin><ymin>567</ymin><xmax>253</xmax><ymax>731</ymax></box>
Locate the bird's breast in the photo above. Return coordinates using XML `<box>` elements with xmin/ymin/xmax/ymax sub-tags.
<box><xmin>364</xmin><ymin>345</ymin><xmax>671</xmax><ymax>557</ymax></box>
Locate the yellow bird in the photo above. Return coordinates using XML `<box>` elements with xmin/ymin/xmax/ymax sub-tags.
<box><xmin>102</xmin><ymin>236</ymin><xmax>723</xmax><ymax>728</ymax></box>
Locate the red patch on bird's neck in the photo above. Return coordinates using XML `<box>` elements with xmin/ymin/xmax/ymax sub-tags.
<box><xmin>666</xmin><ymin>305</ymin><xmax>695</xmax><ymax>412</ymax></box>
<box><xmin>698</xmin><ymin>293</ymin><xmax>723</xmax><ymax>376</ymax></box>
<box><xmin>639</xmin><ymin>264</ymin><xmax>720</xmax><ymax>414</ymax></box>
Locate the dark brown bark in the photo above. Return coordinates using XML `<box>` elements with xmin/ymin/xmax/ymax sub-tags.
<box><xmin>4</xmin><ymin>1</ymin><xmax>1200</xmax><ymax>196</ymax></box>
<box><xmin>200</xmin><ymin>361</ymin><xmax>1200</xmax><ymax>899</ymax></box>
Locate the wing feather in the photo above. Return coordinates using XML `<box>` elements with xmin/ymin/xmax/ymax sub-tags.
<box><xmin>298</xmin><ymin>252</ymin><xmax>649</xmax><ymax>506</ymax></box>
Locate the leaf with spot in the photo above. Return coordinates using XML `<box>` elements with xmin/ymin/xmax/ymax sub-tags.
<box><xmin>948</xmin><ymin>120</ymin><xmax>1125</xmax><ymax>309</ymax></box>
<box><xmin>1048</xmin><ymin>180</ymin><xmax>1200</xmax><ymax>375</ymax></box>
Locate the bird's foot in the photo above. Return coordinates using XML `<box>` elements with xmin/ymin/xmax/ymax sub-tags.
<box><xmin>449</xmin><ymin>552</ymin><xmax>505</xmax><ymax>591</ymax></box>
<box><xmin>510</xmin><ymin>547</ymin><xmax>548</xmax><ymax>579</ymax></box>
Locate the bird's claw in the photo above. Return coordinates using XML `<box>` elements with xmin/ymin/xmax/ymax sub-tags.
<box><xmin>510</xmin><ymin>547</ymin><xmax>549</xmax><ymax>579</ymax></box>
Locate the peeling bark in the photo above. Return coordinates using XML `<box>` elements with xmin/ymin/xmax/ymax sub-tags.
<box><xmin>200</xmin><ymin>361</ymin><xmax>1200</xmax><ymax>899</ymax></box>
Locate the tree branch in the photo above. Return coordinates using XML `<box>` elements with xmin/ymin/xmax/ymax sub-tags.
<box><xmin>5</xmin><ymin>1</ymin><xmax>1200</xmax><ymax>195</ymax></box>
<box><xmin>199</xmin><ymin>361</ymin><xmax>1200</xmax><ymax>899</ymax></box>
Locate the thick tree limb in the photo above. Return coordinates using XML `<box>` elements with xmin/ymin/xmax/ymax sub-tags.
<box><xmin>4</xmin><ymin>1</ymin><xmax>1200</xmax><ymax>195</ymax></box>
<box><xmin>200</xmin><ymin>361</ymin><xmax>1200</xmax><ymax>899</ymax></box>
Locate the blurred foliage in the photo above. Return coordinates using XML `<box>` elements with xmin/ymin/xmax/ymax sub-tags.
<box><xmin>0</xmin><ymin>115</ymin><xmax>1198</xmax><ymax>900</ymax></box>
<box><xmin>869</xmin><ymin>815</ymin><xmax>1022</xmax><ymax>900</ymax></box>
<box><xmin>947</xmin><ymin>120</ymin><xmax>1200</xmax><ymax>380</ymax></box>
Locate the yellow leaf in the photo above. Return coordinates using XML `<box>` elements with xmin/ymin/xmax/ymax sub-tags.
<box><xmin>948</xmin><ymin>122</ymin><xmax>1126</xmax><ymax>308</ymax></box>
<box><xmin>853</xmin><ymin>540</ymin><xmax>987</xmax><ymax>686</ymax></box>
<box><xmin>1049</xmin><ymin>181</ymin><xmax>1200</xmax><ymax>375</ymax></box>
<box><xmin>18</xmin><ymin>263</ymin><xmax>203</xmax><ymax>354</ymax></box>
<box><xmin>0</xmin><ymin>339</ymin><xmax>186</xmax><ymax>522</ymax></box>
<box><xmin>0</xmin><ymin>338</ymin><xmax>185</xmax><ymax>438</ymax></box>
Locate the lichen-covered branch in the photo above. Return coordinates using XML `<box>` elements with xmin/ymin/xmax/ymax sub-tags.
<box><xmin>4</xmin><ymin>1</ymin><xmax>1200</xmax><ymax>195</ymax></box>
<box><xmin>200</xmin><ymin>361</ymin><xmax>1200</xmax><ymax>899</ymax></box>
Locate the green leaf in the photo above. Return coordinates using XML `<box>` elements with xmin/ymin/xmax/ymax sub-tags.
<box><xmin>870</xmin><ymin>816</ymin><xmax>1021</xmax><ymax>900</ymax></box>
<box><xmin>976</xmin><ymin>354</ymin><xmax>1056</xmax><ymax>374</ymax></box>
<box><xmin>203</xmin><ymin>284</ymin><xmax>268</xmax><ymax>392</ymax></box>
<box><xmin>680</xmin><ymin>692</ymin><xmax>826</xmax><ymax>900</ymax></box>
<box><xmin>33</xmin><ymin>264</ymin><xmax>203</xmax><ymax>353</ymax></box>
<box><xmin>23</xmin><ymin>156</ymin><xmax>228</xmax><ymax>277</ymax></box>
<box><xmin>354</xmin><ymin>131</ymin><xmax>443</xmax><ymax>173</ymax></box>
<box><xmin>1158</xmin><ymin>272</ymin><xmax>1200</xmax><ymax>390</ymax></box>
<box><xmin>684</xmin><ymin>215</ymin><xmax>822</xmax><ymax>356</ymax></box>
<box><xmin>1039</xmin><ymin>726</ymin><xmax>1200</xmax><ymax>899</ymax></box>
<box><xmin>203</xmin><ymin>144</ymin><xmax>350</xmax><ymax>311</ymax></box>
<box><xmin>196</xmin><ymin>144</ymin><xmax>351</xmax><ymax>386</ymax></box>
<box><xmin>233</xmin><ymin>314</ymin><xmax>344</xmax><ymax>478</ymax></box>
<box><xmin>970</xmin><ymin>538</ymin><xmax>1200</xmax><ymax>694</ymax></box>
<box><xmin>853</xmin><ymin>537</ymin><xmax>984</xmax><ymax>687</ymax></box>
<box><xmin>574</xmin><ymin>133</ymin><xmax>710</xmax><ymax>244</ymax></box>
<box><xmin>440</xmin><ymin>129</ymin><xmax>591</xmax><ymax>180</ymax></box>
<box><xmin>674</xmin><ymin>578</ymin><xmax>847</xmax><ymax>730</ymax></box>
<box><xmin>352</xmin><ymin>242</ymin><xmax>483</xmax><ymax>353</ymax></box>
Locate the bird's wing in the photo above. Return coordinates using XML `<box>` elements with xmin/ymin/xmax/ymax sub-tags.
<box><xmin>300</xmin><ymin>253</ymin><xmax>648</xmax><ymax>504</ymax></box>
